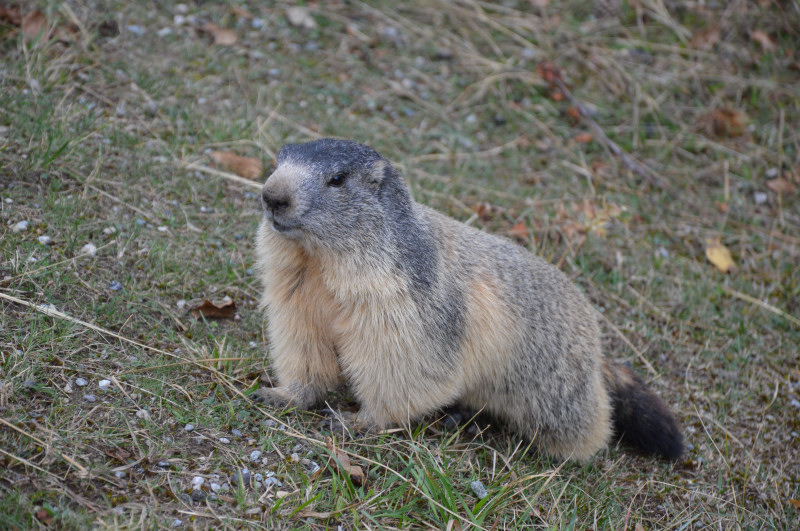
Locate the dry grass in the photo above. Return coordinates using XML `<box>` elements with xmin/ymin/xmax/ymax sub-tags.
<box><xmin>1</xmin><ymin>0</ymin><xmax>799</xmax><ymax>529</ymax></box>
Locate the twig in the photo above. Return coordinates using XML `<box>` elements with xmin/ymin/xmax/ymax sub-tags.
<box><xmin>721</xmin><ymin>286</ymin><xmax>800</xmax><ymax>327</ymax></box>
<box><xmin>0</xmin><ymin>417</ymin><xmax>89</xmax><ymax>477</ymax></box>
<box><xmin>551</xmin><ymin>77</ymin><xmax>669</xmax><ymax>190</ymax></box>
<box><xmin>181</xmin><ymin>161</ymin><xmax>262</xmax><ymax>190</ymax></box>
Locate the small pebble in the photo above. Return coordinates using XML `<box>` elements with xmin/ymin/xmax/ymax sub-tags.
<box><xmin>264</xmin><ymin>476</ymin><xmax>282</xmax><ymax>488</ymax></box>
<box><xmin>232</xmin><ymin>468</ymin><xmax>251</xmax><ymax>486</ymax></box>
<box><xmin>126</xmin><ymin>24</ymin><xmax>145</xmax><ymax>36</ymax></box>
<box><xmin>789</xmin><ymin>399</ymin><xmax>800</xmax><ymax>409</ymax></box>
<box><xmin>184</xmin><ymin>423</ymin><xmax>195</xmax><ymax>432</ymax></box>
<box><xmin>219</xmin><ymin>437</ymin><xmax>230</xmax><ymax>444</ymax></box>
<box><xmin>251</xmin><ymin>17</ymin><xmax>265</xmax><ymax>29</ymax></box>
<box><xmin>157</xmin><ymin>27</ymin><xmax>172</xmax><ymax>37</ymax></box>
<box><xmin>98</xmin><ymin>379</ymin><xmax>111</xmax><ymax>391</ymax></box>
<box><xmin>157</xmin><ymin>225</ymin><xmax>168</xmax><ymax>232</ymax></box>
<box><xmin>172</xmin><ymin>519</ymin><xmax>182</xmax><ymax>528</ymax></box>
<box><xmin>12</xmin><ymin>221</ymin><xmax>29</xmax><ymax>233</ymax></box>
<box><xmin>470</xmin><ymin>480</ymin><xmax>488</xmax><ymax>499</ymax></box>
<box><xmin>254</xmin><ymin>473</ymin><xmax>264</xmax><ymax>482</ymax></box>
<box><xmin>765</xmin><ymin>167</ymin><xmax>779</xmax><ymax>178</ymax></box>
<box><xmin>38</xmin><ymin>235</ymin><xmax>53</xmax><ymax>245</ymax></box>
<box><xmin>190</xmin><ymin>489</ymin><xmax>206</xmax><ymax>503</ymax></box>
<box><xmin>249</xmin><ymin>450</ymin><xmax>262</xmax><ymax>462</ymax></box>
<box><xmin>264</xmin><ymin>419</ymin><xmax>277</xmax><ymax>428</ymax></box>
<box><xmin>136</xmin><ymin>410</ymin><xmax>151</xmax><ymax>420</ymax></box>
<box><xmin>290</xmin><ymin>453</ymin><xmax>299</xmax><ymax>463</ymax></box>
<box><xmin>232</xmin><ymin>429</ymin><xmax>243</xmax><ymax>437</ymax></box>
<box><xmin>191</xmin><ymin>476</ymin><xmax>205</xmax><ymax>489</ymax></box>
<box><xmin>307</xmin><ymin>461</ymin><xmax>321</xmax><ymax>475</ymax></box>
<box><xmin>84</xmin><ymin>394</ymin><xmax>97</xmax><ymax>403</ymax></box>
<box><xmin>115</xmin><ymin>471</ymin><xmax>125</xmax><ymax>479</ymax></box>
<box><xmin>176</xmin><ymin>299</ymin><xmax>187</xmax><ymax>309</ymax></box>
<box><xmin>209</xmin><ymin>482</ymin><xmax>222</xmax><ymax>492</ymax></box>
<box><xmin>81</xmin><ymin>243</ymin><xmax>97</xmax><ymax>257</ymax></box>
<box><xmin>754</xmin><ymin>192</ymin><xmax>768</xmax><ymax>205</ymax></box>
<box><xmin>103</xmin><ymin>226</ymin><xmax>116</xmax><ymax>235</ymax></box>
<box><xmin>75</xmin><ymin>378</ymin><xmax>88</xmax><ymax>387</ymax></box>
<box><xmin>135</xmin><ymin>218</ymin><xmax>146</xmax><ymax>226</ymax></box>
<box><xmin>157</xmin><ymin>461</ymin><xmax>171</xmax><ymax>468</ymax></box>
<box><xmin>22</xmin><ymin>379</ymin><xmax>37</xmax><ymax>389</ymax></box>
<box><xmin>109</xmin><ymin>280</ymin><xmax>123</xmax><ymax>291</ymax></box>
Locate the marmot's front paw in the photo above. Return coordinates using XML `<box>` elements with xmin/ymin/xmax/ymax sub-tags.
<box><xmin>251</xmin><ymin>387</ymin><xmax>295</xmax><ymax>408</ymax></box>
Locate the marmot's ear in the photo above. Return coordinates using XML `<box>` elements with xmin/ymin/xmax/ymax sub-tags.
<box><xmin>368</xmin><ymin>160</ymin><xmax>391</xmax><ymax>191</ymax></box>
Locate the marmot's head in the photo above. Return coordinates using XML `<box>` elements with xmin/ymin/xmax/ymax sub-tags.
<box><xmin>261</xmin><ymin>139</ymin><xmax>409</xmax><ymax>250</ymax></box>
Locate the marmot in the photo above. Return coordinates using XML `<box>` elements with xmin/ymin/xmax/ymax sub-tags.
<box><xmin>253</xmin><ymin>138</ymin><xmax>683</xmax><ymax>461</ymax></box>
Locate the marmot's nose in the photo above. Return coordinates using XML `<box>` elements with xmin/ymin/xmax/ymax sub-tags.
<box><xmin>262</xmin><ymin>190</ymin><xmax>292</xmax><ymax>215</ymax></box>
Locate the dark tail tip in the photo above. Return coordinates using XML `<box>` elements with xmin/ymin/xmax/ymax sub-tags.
<box><xmin>604</xmin><ymin>362</ymin><xmax>684</xmax><ymax>461</ymax></box>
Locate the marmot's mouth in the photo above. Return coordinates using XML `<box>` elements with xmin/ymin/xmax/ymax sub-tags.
<box><xmin>271</xmin><ymin>219</ymin><xmax>298</xmax><ymax>234</ymax></box>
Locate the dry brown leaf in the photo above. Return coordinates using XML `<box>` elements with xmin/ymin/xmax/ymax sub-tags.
<box><xmin>231</xmin><ymin>7</ymin><xmax>253</xmax><ymax>20</ymax></box>
<box><xmin>690</xmin><ymin>25</ymin><xmax>720</xmax><ymax>50</ymax></box>
<box><xmin>573</xmin><ymin>132</ymin><xmax>593</xmax><ymax>143</ymax></box>
<box><xmin>471</xmin><ymin>201</ymin><xmax>495</xmax><ymax>221</ymax></box>
<box><xmin>705</xmin><ymin>237</ymin><xmax>736</xmax><ymax>273</ymax></box>
<box><xmin>788</xmin><ymin>499</ymin><xmax>800</xmax><ymax>509</ymax></box>
<box><xmin>189</xmin><ymin>298</ymin><xmax>236</xmax><ymax>320</ymax></box>
<box><xmin>35</xmin><ymin>508</ymin><xmax>53</xmax><ymax>526</ymax></box>
<box><xmin>751</xmin><ymin>29</ymin><xmax>776</xmax><ymax>53</ymax></box>
<box><xmin>22</xmin><ymin>9</ymin><xmax>48</xmax><ymax>40</ymax></box>
<box><xmin>0</xmin><ymin>5</ymin><xmax>22</xmax><ymax>26</ymax></box>
<box><xmin>326</xmin><ymin>436</ymin><xmax>365</xmax><ymax>486</ymax></box>
<box><xmin>766</xmin><ymin>178</ymin><xmax>797</xmax><ymax>194</ymax></box>
<box><xmin>104</xmin><ymin>447</ymin><xmax>132</xmax><ymax>462</ymax></box>
<box><xmin>208</xmin><ymin>151</ymin><xmax>263</xmax><ymax>180</ymax></box>
<box><xmin>509</xmin><ymin>221</ymin><xmax>529</xmax><ymax>241</ymax></box>
<box><xmin>201</xmin><ymin>22</ymin><xmax>237</xmax><ymax>46</ymax></box>
<box><xmin>706</xmin><ymin>108</ymin><xmax>747</xmax><ymax>138</ymax></box>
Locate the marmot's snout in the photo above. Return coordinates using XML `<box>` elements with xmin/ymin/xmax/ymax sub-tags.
<box><xmin>262</xmin><ymin>187</ymin><xmax>292</xmax><ymax>216</ymax></box>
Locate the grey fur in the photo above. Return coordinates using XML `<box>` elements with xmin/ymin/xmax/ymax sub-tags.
<box><xmin>254</xmin><ymin>138</ymin><xmax>683</xmax><ymax>461</ymax></box>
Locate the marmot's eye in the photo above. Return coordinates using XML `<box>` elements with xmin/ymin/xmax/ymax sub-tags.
<box><xmin>327</xmin><ymin>172</ymin><xmax>347</xmax><ymax>187</ymax></box>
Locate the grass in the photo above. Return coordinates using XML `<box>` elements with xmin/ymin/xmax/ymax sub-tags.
<box><xmin>1</xmin><ymin>0</ymin><xmax>799</xmax><ymax>528</ymax></box>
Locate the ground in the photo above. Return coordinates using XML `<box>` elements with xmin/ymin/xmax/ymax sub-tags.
<box><xmin>1</xmin><ymin>1</ymin><xmax>799</xmax><ymax>529</ymax></box>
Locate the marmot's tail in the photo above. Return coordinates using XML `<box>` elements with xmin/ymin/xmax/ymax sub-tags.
<box><xmin>602</xmin><ymin>359</ymin><xmax>684</xmax><ymax>460</ymax></box>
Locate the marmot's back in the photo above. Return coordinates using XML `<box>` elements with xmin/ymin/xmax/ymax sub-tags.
<box><xmin>254</xmin><ymin>138</ymin><xmax>683</xmax><ymax>461</ymax></box>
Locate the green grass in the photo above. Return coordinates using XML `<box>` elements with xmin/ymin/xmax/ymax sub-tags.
<box><xmin>2</xmin><ymin>0</ymin><xmax>799</xmax><ymax>528</ymax></box>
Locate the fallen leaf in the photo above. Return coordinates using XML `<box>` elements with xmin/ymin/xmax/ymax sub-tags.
<box><xmin>706</xmin><ymin>108</ymin><xmax>747</xmax><ymax>138</ymax></box>
<box><xmin>566</xmin><ymin>106</ymin><xmax>580</xmax><ymax>124</ymax></box>
<box><xmin>104</xmin><ymin>447</ymin><xmax>132</xmax><ymax>462</ymax></box>
<box><xmin>788</xmin><ymin>499</ymin><xmax>800</xmax><ymax>509</ymax></box>
<box><xmin>189</xmin><ymin>298</ymin><xmax>236</xmax><ymax>320</ymax></box>
<box><xmin>471</xmin><ymin>201</ymin><xmax>495</xmax><ymax>221</ymax></box>
<box><xmin>35</xmin><ymin>508</ymin><xmax>53</xmax><ymax>526</ymax></box>
<box><xmin>705</xmin><ymin>237</ymin><xmax>736</xmax><ymax>273</ymax></box>
<box><xmin>690</xmin><ymin>24</ymin><xmax>720</xmax><ymax>50</ymax></box>
<box><xmin>751</xmin><ymin>29</ymin><xmax>776</xmax><ymax>53</ymax></box>
<box><xmin>22</xmin><ymin>9</ymin><xmax>48</xmax><ymax>40</ymax></box>
<box><xmin>0</xmin><ymin>5</ymin><xmax>22</xmax><ymax>26</ymax></box>
<box><xmin>231</xmin><ymin>7</ymin><xmax>253</xmax><ymax>20</ymax></box>
<box><xmin>766</xmin><ymin>178</ymin><xmax>796</xmax><ymax>194</ymax></box>
<box><xmin>326</xmin><ymin>436</ymin><xmax>365</xmax><ymax>486</ymax></box>
<box><xmin>509</xmin><ymin>221</ymin><xmax>529</xmax><ymax>241</ymax></box>
<box><xmin>208</xmin><ymin>151</ymin><xmax>263</xmax><ymax>180</ymax></box>
<box><xmin>573</xmin><ymin>132</ymin><xmax>593</xmax><ymax>143</ymax></box>
<box><xmin>200</xmin><ymin>22</ymin><xmax>237</xmax><ymax>45</ymax></box>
